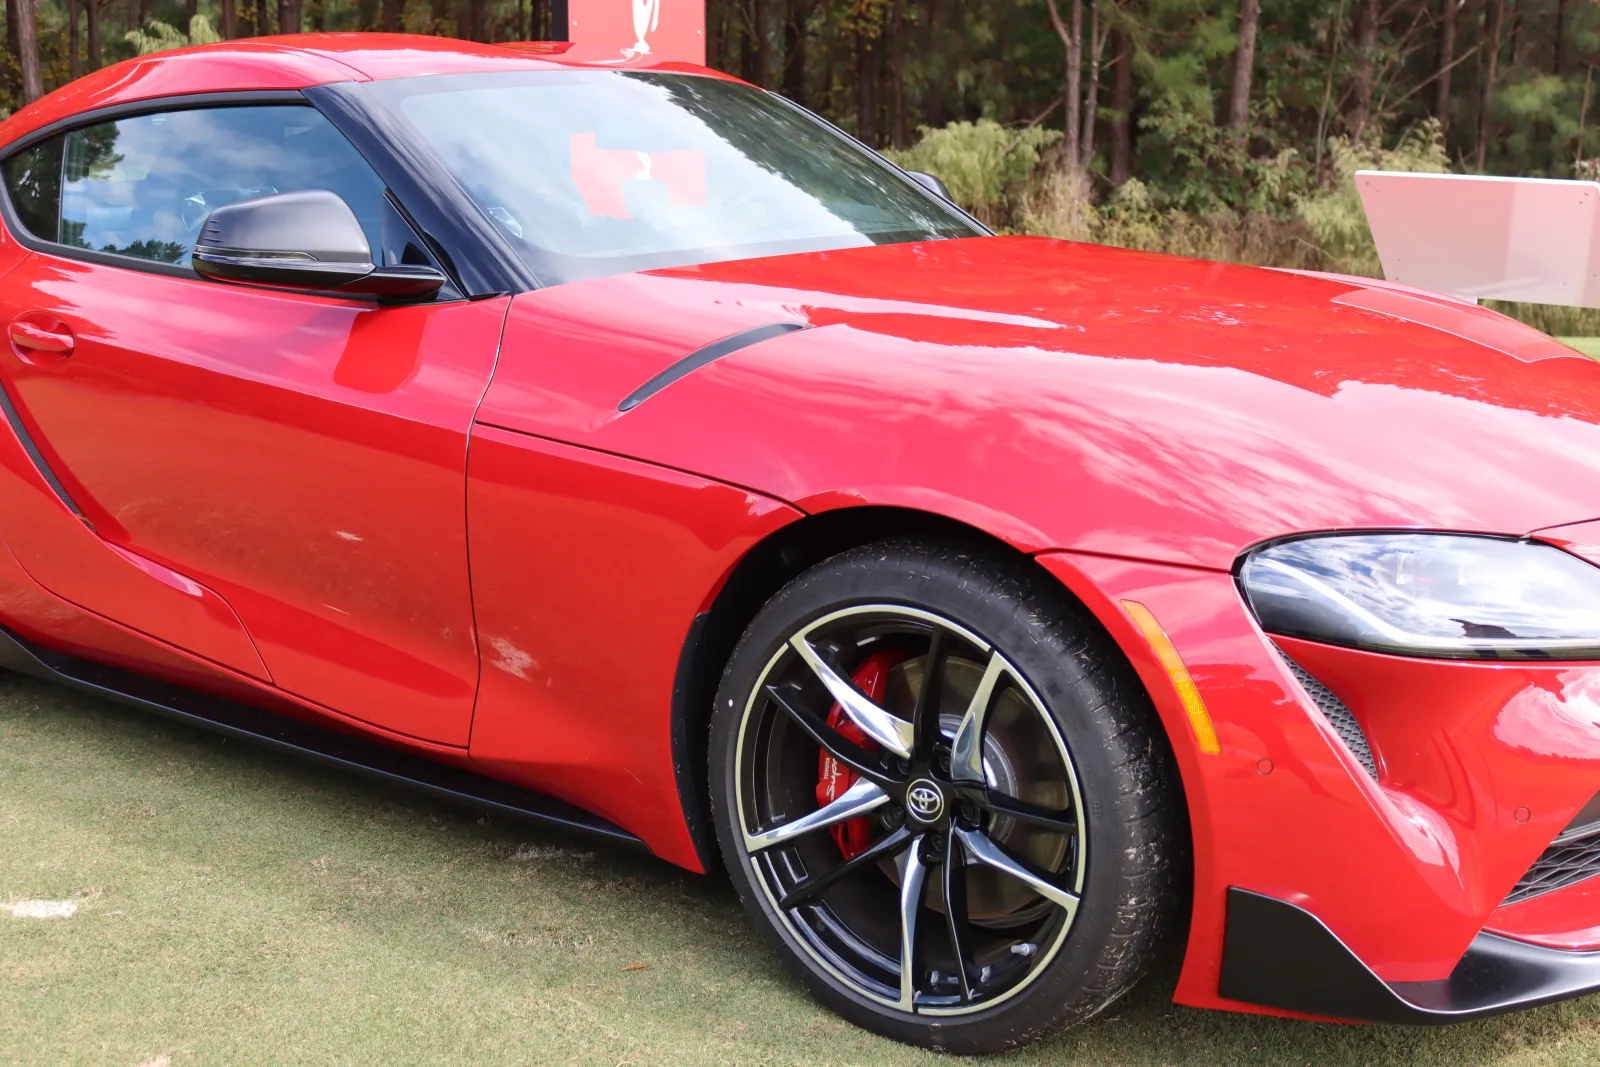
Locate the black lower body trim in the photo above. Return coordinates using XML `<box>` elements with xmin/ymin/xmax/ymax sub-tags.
<box><xmin>1220</xmin><ymin>887</ymin><xmax>1600</xmax><ymax>1023</ymax></box>
<box><xmin>0</xmin><ymin>374</ymin><xmax>85</xmax><ymax>519</ymax></box>
<box><xmin>0</xmin><ymin>623</ymin><xmax>646</xmax><ymax>851</ymax></box>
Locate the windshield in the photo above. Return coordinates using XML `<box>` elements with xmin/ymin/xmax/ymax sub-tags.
<box><xmin>363</xmin><ymin>70</ymin><xmax>982</xmax><ymax>284</ymax></box>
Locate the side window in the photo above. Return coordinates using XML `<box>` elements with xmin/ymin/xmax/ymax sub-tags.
<box><xmin>2</xmin><ymin>137</ymin><xmax>62</xmax><ymax>242</ymax></box>
<box><xmin>1</xmin><ymin>104</ymin><xmax>434</xmax><ymax>271</ymax></box>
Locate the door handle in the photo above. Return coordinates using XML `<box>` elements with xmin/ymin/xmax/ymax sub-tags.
<box><xmin>9</xmin><ymin>319</ymin><xmax>74</xmax><ymax>355</ymax></box>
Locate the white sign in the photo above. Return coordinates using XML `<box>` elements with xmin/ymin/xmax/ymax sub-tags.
<box><xmin>1356</xmin><ymin>170</ymin><xmax>1600</xmax><ymax>308</ymax></box>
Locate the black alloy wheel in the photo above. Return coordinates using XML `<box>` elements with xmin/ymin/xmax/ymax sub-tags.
<box><xmin>710</xmin><ymin>541</ymin><xmax>1184</xmax><ymax>1053</ymax></box>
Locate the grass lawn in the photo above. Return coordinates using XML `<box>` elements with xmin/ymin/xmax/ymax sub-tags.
<box><xmin>1558</xmin><ymin>337</ymin><xmax>1600</xmax><ymax>359</ymax></box>
<box><xmin>5</xmin><ymin>676</ymin><xmax>1600</xmax><ymax>1066</ymax></box>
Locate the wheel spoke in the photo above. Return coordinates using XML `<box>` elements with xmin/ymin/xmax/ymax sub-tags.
<box><xmin>740</xmin><ymin>604</ymin><xmax>1091</xmax><ymax>1019</ymax></box>
<box><xmin>950</xmin><ymin>651</ymin><xmax>1007</xmax><ymax>782</ymax></box>
<box><xmin>976</xmin><ymin>789</ymin><xmax>1078</xmax><ymax>835</ymax></box>
<box><xmin>911</xmin><ymin>627</ymin><xmax>946</xmax><ymax>763</ymax></box>
<box><xmin>942</xmin><ymin>823</ymin><xmax>976</xmax><ymax>1003</ymax></box>
<box><xmin>744</xmin><ymin>778</ymin><xmax>889</xmax><ymax>853</ymax></box>
<box><xmin>790</xmin><ymin>633</ymin><xmax>915</xmax><ymax>758</ymax></box>
<box><xmin>898</xmin><ymin>835</ymin><xmax>930</xmax><ymax>1011</ymax></box>
<box><xmin>955</xmin><ymin>827</ymin><xmax>1080</xmax><ymax>920</ymax></box>
<box><xmin>765</xmin><ymin>683</ymin><xmax>898</xmax><ymax>788</ymax></box>
<box><xmin>778</xmin><ymin>826</ymin><xmax>913</xmax><ymax>908</ymax></box>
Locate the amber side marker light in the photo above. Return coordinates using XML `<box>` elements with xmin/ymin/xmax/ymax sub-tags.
<box><xmin>1121</xmin><ymin>600</ymin><xmax>1221</xmax><ymax>755</ymax></box>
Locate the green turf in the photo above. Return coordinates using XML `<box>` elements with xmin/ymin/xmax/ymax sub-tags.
<box><xmin>5</xmin><ymin>676</ymin><xmax>1600</xmax><ymax>1065</ymax></box>
<box><xmin>1558</xmin><ymin>337</ymin><xmax>1600</xmax><ymax>359</ymax></box>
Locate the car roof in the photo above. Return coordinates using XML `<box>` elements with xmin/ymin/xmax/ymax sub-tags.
<box><xmin>0</xmin><ymin>33</ymin><xmax>739</xmax><ymax>151</ymax></box>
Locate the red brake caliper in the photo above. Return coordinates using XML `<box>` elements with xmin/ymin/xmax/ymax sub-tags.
<box><xmin>815</xmin><ymin>650</ymin><xmax>899</xmax><ymax>860</ymax></box>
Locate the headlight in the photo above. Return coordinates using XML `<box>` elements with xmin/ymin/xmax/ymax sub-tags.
<box><xmin>1238</xmin><ymin>533</ymin><xmax>1600</xmax><ymax>660</ymax></box>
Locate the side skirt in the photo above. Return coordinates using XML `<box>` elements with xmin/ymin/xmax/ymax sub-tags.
<box><xmin>1220</xmin><ymin>887</ymin><xmax>1600</xmax><ymax>1023</ymax></box>
<box><xmin>0</xmin><ymin>624</ymin><xmax>647</xmax><ymax>851</ymax></box>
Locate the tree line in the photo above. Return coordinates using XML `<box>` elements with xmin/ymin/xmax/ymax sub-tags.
<box><xmin>0</xmin><ymin>1</ymin><xmax>1595</xmax><ymax>216</ymax></box>
<box><xmin>702</xmin><ymin>0</ymin><xmax>1596</xmax><ymax>209</ymax></box>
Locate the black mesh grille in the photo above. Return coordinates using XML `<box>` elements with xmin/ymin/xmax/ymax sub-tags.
<box><xmin>1277</xmin><ymin>650</ymin><xmax>1378</xmax><ymax>780</ymax></box>
<box><xmin>1504</xmin><ymin>835</ymin><xmax>1600</xmax><ymax>905</ymax></box>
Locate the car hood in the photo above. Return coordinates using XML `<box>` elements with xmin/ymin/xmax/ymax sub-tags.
<box><xmin>476</xmin><ymin>235</ymin><xmax>1600</xmax><ymax>569</ymax></box>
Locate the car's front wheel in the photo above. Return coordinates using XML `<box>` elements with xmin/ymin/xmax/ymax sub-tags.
<box><xmin>709</xmin><ymin>541</ymin><xmax>1184</xmax><ymax>1053</ymax></box>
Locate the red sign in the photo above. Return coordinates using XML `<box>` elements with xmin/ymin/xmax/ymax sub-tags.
<box><xmin>569</xmin><ymin>133</ymin><xmax>707</xmax><ymax>218</ymax></box>
<box><xmin>568</xmin><ymin>0</ymin><xmax>706</xmax><ymax>66</ymax></box>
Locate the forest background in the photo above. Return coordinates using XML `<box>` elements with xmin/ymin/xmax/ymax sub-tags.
<box><xmin>0</xmin><ymin>0</ymin><xmax>1595</xmax><ymax>332</ymax></box>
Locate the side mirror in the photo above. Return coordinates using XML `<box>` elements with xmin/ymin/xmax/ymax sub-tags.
<box><xmin>907</xmin><ymin>170</ymin><xmax>954</xmax><ymax>202</ymax></box>
<box><xmin>193</xmin><ymin>189</ymin><xmax>445</xmax><ymax>302</ymax></box>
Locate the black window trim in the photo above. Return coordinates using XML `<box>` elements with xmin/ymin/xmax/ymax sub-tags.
<box><xmin>0</xmin><ymin>87</ymin><xmax>523</xmax><ymax>300</ymax></box>
<box><xmin>0</xmin><ymin>89</ymin><xmax>310</xmax><ymax>157</ymax></box>
<box><xmin>765</xmin><ymin>90</ymin><xmax>994</xmax><ymax>239</ymax></box>
<box><xmin>0</xmin><ymin>92</ymin><xmax>308</xmax><ymax>282</ymax></box>
<box><xmin>0</xmin><ymin>79</ymin><xmax>980</xmax><ymax>299</ymax></box>
<box><xmin>305</xmin><ymin>80</ymin><xmax>538</xmax><ymax>296</ymax></box>
<box><xmin>341</xmin><ymin>69</ymin><xmax>986</xmax><ymax>289</ymax></box>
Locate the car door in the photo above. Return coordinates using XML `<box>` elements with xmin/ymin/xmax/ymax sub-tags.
<box><xmin>0</xmin><ymin>100</ymin><xmax>506</xmax><ymax>746</ymax></box>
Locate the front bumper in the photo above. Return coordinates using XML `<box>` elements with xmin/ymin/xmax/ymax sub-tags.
<box><xmin>1035</xmin><ymin>549</ymin><xmax>1600</xmax><ymax>1022</ymax></box>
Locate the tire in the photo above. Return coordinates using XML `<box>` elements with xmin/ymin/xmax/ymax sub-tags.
<box><xmin>709</xmin><ymin>540</ymin><xmax>1184</xmax><ymax>1053</ymax></box>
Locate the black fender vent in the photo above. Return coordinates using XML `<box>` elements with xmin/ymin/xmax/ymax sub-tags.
<box><xmin>1276</xmin><ymin>648</ymin><xmax>1378</xmax><ymax>780</ymax></box>
<box><xmin>617</xmin><ymin>322</ymin><xmax>811</xmax><ymax>411</ymax></box>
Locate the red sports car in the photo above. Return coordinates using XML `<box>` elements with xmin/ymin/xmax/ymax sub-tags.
<box><xmin>3</xmin><ymin>32</ymin><xmax>1600</xmax><ymax>1054</ymax></box>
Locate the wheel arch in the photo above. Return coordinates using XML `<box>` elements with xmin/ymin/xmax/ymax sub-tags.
<box><xmin>669</xmin><ymin>504</ymin><xmax>1194</xmax><ymax>887</ymax></box>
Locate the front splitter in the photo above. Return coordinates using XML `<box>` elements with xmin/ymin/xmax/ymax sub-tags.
<box><xmin>1220</xmin><ymin>887</ymin><xmax>1600</xmax><ymax>1023</ymax></box>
